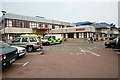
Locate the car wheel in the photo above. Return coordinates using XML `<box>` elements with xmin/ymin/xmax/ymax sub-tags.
<box><xmin>27</xmin><ymin>46</ymin><xmax>34</xmax><ymax>52</ymax></box>
<box><xmin>111</xmin><ymin>44</ymin><xmax>115</xmax><ymax>48</ymax></box>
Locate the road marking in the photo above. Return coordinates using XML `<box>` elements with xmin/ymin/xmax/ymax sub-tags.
<box><xmin>70</xmin><ymin>53</ymin><xmax>73</xmax><ymax>55</ymax></box>
<box><xmin>80</xmin><ymin>49</ymin><xmax>100</xmax><ymax>56</ymax></box>
<box><xmin>13</xmin><ymin>63</ymin><xmax>24</xmax><ymax>65</ymax></box>
<box><xmin>110</xmin><ymin>49</ymin><xmax>120</xmax><ymax>50</ymax></box>
<box><xmin>13</xmin><ymin>62</ymin><xmax>29</xmax><ymax>66</ymax></box>
<box><xmin>23</xmin><ymin>62</ymin><xmax>29</xmax><ymax>66</ymax></box>
<box><xmin>88</xmin><ymin>51</ymin><xmax>100</xmax><ymax>56</ymax></box>
<box><xmin>76</xmin><ymin>53</ymin><xmax>79</xmax><ymax>55</ymax></box>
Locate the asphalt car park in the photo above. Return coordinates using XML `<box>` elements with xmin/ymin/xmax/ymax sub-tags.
<box><xmin>2</xmin><ymin>41</ymin><xmax>119</xmax><ymax>78</ymax></box>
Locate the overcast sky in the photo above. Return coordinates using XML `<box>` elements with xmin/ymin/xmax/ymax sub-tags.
<box><xmin>1</xmin><ymin>0</ymin><xmax>119</xmax><ymax>26</ymax></box>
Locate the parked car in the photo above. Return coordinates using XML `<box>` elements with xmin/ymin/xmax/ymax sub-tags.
<box><xmin>11</xmin><ymin>46</ymin><xmax>26</xmax><ymax>58</ymax></box>
<box><xmin>0</xmin><ymin>41</ymin><xmax>17</xmax><ymax>69</ymax></box>
<box><xmin>105</xmin><ymin>37</ymin><xmax>117</xmax><ymax>48</ymax></box>
<box><xmin>9</xmin><ymin>36</ymin><xmax>43</xmax><ymax>52</ymax></box>
<box><xmin>116</xmin><ymin>37</ymin><xmax>120</xmax><ymax>49</ymax></box>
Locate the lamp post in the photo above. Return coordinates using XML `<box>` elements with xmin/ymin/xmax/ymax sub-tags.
<box><xmin>1</xmin><ymin>11</ymin><xmax>6</xmax><ymax>41</ymax></box>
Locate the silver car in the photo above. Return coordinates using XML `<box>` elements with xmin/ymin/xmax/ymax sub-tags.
<box><xmin>9</xmin><ymin>37</ymin><xmax>42</xmax><ymax>52</ymax></box>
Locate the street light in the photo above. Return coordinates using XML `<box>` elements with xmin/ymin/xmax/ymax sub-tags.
<box><xmin>1</xmin><ymin>11</ymin><xmax>6</xmax><ymax>41</ymax></box>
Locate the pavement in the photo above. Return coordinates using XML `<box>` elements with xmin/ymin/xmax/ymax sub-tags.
<box><xmin>2</xmin><ymin>41</ymin><xmax>119</xmax><ymax>79</ymax></box>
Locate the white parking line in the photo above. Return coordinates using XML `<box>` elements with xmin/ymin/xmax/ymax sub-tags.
<box><xmin>110</xmin><ymin>49</ymin><xmax>120</xmax><ymax>50</ymax></box>
<box><xmin>80</xmin><ymin>49</ymin><xmax>100</xmax><ymax>57</ymax></box>
<box><xmin>88</xmin><ymin>51</ymin><xmax>100</xmax><ymax>56</ymax></box>
<box><xmin>13</xmin><ymin>62</ymin><xmax>29</xmax><ymax>66</ymax></box>
<box><xmin>70</xmin><ymin>53</ymin><xmax>73</xmax><ymax>55</ymax></box>
<box><xmin>13</xmin><ymin>63</ymin><xmax>24</xmax><ymax>65</ymax></box>
<box><xmin>23</xmin><ymin>62</ymin><xmax>29</xmax><ymax>66</ymax></box>
<box><xmin>76</xmin><ymin>53</ymin><xmax>79</xmax><ymax>55</ymax></box>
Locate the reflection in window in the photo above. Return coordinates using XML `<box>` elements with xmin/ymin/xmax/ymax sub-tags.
<box><xmin>22</xmin><ymin>37</ymin><xmax>28</xmax><ymax>42</ymax></box>
<box><xmin>29</xmin><ymin>37</ymin><xmax>37</xmax><ymax>42</ymax></box>
<box><xmin>13</xmin><ymin>38</ymin><xmax>21</xmax><ymax>42</ymax></box>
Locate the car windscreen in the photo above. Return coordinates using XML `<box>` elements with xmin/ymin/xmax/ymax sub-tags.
<box><xmin>109</xmin><ymin>37</ymin><xmax>116</xmax><ymax>40</ymax></box>
<box><xmin>0</xmin><ymin>42</ymin><xmax>10</xmax><ymax>48</ymax></box>
<box><xmin>43</xmin><ymin>36</ymin><xmax>50</xmax><ymax>39</ymax></box>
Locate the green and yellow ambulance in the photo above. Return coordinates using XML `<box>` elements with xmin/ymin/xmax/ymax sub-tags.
<box><xmin>41</xmin><ymin>34</ymin><xmax>62</xmax><ymax>45</ymax></box>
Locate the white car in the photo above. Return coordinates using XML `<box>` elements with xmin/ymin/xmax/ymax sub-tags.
<box><xmin>11</xmin><ymin>46</ymin><xmax>26</xmax><ymax>58</ymax></box>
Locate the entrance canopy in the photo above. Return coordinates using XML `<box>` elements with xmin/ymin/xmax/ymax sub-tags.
<box><xmin>33</xmin><ymin>27</ymin><xmax>49</xmax><ymax>30</ymax></box>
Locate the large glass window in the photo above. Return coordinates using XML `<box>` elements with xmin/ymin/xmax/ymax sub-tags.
<box><xmin>22</xmin><ymin>22</ymin><xmax>24</xmax><ymax>28</ymax></box>
<box><xmin>24</xmin><ymin>21</ymin><xmax>29</xmax><ymax>28</ymax></box>
<box><xmin>12</xmin><ymin>20</ymin><xmax>15</xmax><ymax>27</ymax></box>
<box><xmin>0</xmin><ymin>42</ymin><xmax>10</xmax><ymax>48</ymax></box>
<box><xmin>45</xmin><ymin>24</ymin><xmax>48</xmax><ymax>28</ymax></box>
<box><xmin>52</xmin><ymin>25</ymin><xmax>55</xmax><ymax>29</ymax></box>
<box><xmin>16</xmin><ymin>20</ymin><xmax>18</xmax><ymax>27</ymax></box>
<box><xmin>39</xmin><ymin>23</ymin><xmax>42</xmax><ymax>27</ymax></box>
<box><xmin>64</xmin><ymin>33</ymin><xmax>66</xmax><ymax>38</ymax></box>
<box><xmin>76</xmin><ymin>33</ymin><xmax>79</xmax><ymax>38</ymax></box>
<box><xmin>19</xmin><ymin>21</ymin><xmax>22</xmax><ymax>27</ymax></box>
<box><xmin>68</xmin><ymin>33</ymin><xmax>74</xmax><ymax>38</ymax></box>
<box><xmin>84</xmin><ymin>32</ymin><xmax>87</xmax><ymax>38</ymax></box>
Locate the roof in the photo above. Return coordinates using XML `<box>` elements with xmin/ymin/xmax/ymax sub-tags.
<box><xmin>75</xmin><ymin>21</ymin><xmax>116</xmax><ymax>29</ymax></box>
<box><xmin>4</xmin><ymin>13</ymin><xmax>53</xmax><ymax>24</ymax></box>
<box><xmin>75</xmin><ymin>21</ymin><xmax>93</xmax><ymax>26</ymax></box>
<box><xmin>3</xmin><ymin>13</ymin><xmax>75</xmax><ymax>26</ymax></box>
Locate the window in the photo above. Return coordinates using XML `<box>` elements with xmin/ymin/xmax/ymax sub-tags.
<box><xmin>12</xmin><ymin>20</ymin><xmax>15</xmax><ymax>27</ymax></box>
<box><xmin>68</xmin><ymin>33</ymin><xmax>74</xmax><ymax>38</ymax></box>
<box><xmin>45</xmin><ymin>24</ymin><xmax>48</xmax><ymax>28</ymax></box>
<box><xmin>39</xmin><ymin>23</ymin><xmax>42</xmax><ymax>27</ymax></box>
<box><xmin>52</xmin><ymin>25</ymin><xmax>55</xmax><ymax>29</ymax></box>
<box><xmin>22</xmin><ymin>37</ymin><xmax>28</xmax><ymax>42</ymax></box>
<box><xmin>19</xmin><ymin>21</ymin><xmax>22</xmax><ymax>27</ymax></box>
<box><xmin>13</xmin><ymin>38</ymin><xmax>21</xmax><ymax>42</ymax></box>
<box><xmin>64</xmin><ymin>33</ymin><xmax>66</xmax><ymax>38</ymax></box>
<box><xmin>51</xmin><ymin>36</ymin><xmax>55</xmax><ymax>39</ymax></box>
<box><xmin>24</xmin><ymin>21</ymin><xmax>29</xmax><ymax>28</ymax></box>
<box><xmin>27</xmin><ymin>22</ymin><xmax>29</xmax><ymax>28</ymax></box>
<box><xmin>29</xmin><ymin>37</ymin><xmax>37</xmax><ymax>42</ymax></box>
<box><xmin>1</xmin><ymin>42</ymin><xmax>10</xmax><ymax>48</ymax></box>
<box><xmin>22</xmin><ymin>22</ymin><xmax>24</xmax><ymax>27</ymax></box>
<box><xmin>76</xmin><ymin>33</ymin><xmax>79</xmax><ymax>38</ymax></box>
<box><xmin>16</xmin><ymin>20</ymin><xmax>18</xmax><ymax>27</ymax></box>
<box><xmin>84</xmin><ymin>33</ymin><xmax>87</xmax><ymax>38</ymax></box>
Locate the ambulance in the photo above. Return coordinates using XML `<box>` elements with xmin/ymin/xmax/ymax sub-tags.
<box><xmin>41</xmin><ymin>34</ymin><xmax>62</xmax><ymax>45</ymax></box>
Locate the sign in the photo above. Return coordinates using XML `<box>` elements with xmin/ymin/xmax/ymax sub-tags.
<box><xmin>76</xmin><ymin>28</ymin><xmax>85</xmax><ymax>31</ymax></box>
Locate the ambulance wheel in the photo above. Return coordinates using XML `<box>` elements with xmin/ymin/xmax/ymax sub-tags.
<box><xmin>60</xmin><ymin>41</ymin><xmax>62</xmax><ymax>44</ymax></box>
<box><xmin>47</xmin><ymin>42</ymin><xmax>50</xmax><ymax>45</ymax></box>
